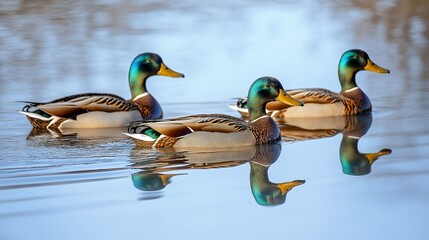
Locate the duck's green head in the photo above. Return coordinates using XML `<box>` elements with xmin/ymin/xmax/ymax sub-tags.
<box><xmin>338</xmin><ymin>49</ymin><xmax>390</xmax><ymax>92</ymax></box>
<box><xmin>247</xmin><ymin>77</ymin><xmax>303</xmax><ymax>121</ymax></box>
<box><xmin>129</xmin><ymin>52</ymin><xmax>185</xmax><ymax>98</ymax></box>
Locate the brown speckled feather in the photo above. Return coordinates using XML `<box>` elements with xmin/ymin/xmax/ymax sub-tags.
<box><xmin>27</xmin><ymin>93</ymin><xmax>137</xmax><ymax>118</ymax></box>
<box><xmin>128</xmin><ymin>114</ymin><xmax>256</xmax><ymax>148</ymax></box>
<box><xmin>286</xmin><ymin>88</ymin><xmax>342</xmax><ymax>104</ymax></box>
<box><xmin>286</xmin><ymin>88</ymin><xmax>366</xmax><ymax>115</ymax></box>
<box><xmin>25</xmin><ymin>116</ymin><xmax>66</xmax><ymax>129</ymax></box>
<box><xmin>249</xmin><ymin>116</ymin><xmax>281</xmax><ymax>144</ymax></box>
<box><xmin>140</xmin><ymin>114</ymin><xmax>249</xmax><ymax>138</ymax></box>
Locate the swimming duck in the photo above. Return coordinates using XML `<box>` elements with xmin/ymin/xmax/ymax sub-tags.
<box><xmin>126</xmin><ymin>76</ymin><xmax>304</xmax><ymax>148</ymax></box>
<box><xmin>230</xmin><ymin>49</ymin><xmax>390</xmax><ymax>118</ymax></box>
<box><xmin>20</xmin><ymin>53</ymin><xmax>184</xmax><ymax>129</ymax></box>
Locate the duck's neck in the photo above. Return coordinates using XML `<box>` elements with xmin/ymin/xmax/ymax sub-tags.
<box><xmin>250</xmin><ymin>162</ymin><xmax>269</xmax><ymax>182</ymax></box>
<box><xmin>338</xmin><ymin>67</ymin><xmax>359</xmax><ymax>92</ymax></box>
<box><xmin>247</xmin><ymin>97</ymin><xmax>268</xmax><ymax>122</ymax></box>
<box><xmin>129</xmin><ymin>67</ymin><xmax>151</xmax><ymax>99</ymax></box>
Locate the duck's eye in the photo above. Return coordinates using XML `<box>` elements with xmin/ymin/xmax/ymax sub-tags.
<box><xmin>265</xmin><ymin>84</ymin><xmax>271</xmax><ymax>88</ymax></box>
<box><xmin>146</xmin><ymin>59</ymin><xmax>153</xmax><ymax>64</ymax></box>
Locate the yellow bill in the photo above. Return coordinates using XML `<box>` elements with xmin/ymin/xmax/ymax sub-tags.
<box><xmin>277</xmin><ymin>180</ymin><xmax>306</xmax><ymax>195</ymax></box>
<box><xmin>158</xmin><ymin>63</ymin><xmax>185</xmax><ymax>78</ymax></box>
<box><xmin>365</xmin><ymin>148</ymin><xmax>392</xmax><ymax>164</ymax></box>
<box><xmin>277</xmin><ymin>89</ymin><xmax>304</xmax><ymax>107</ymax></box>
<box><xmin>364</xmin><ymin>59</ymin><xmax>390</xmax><ymax>74</ymax></box>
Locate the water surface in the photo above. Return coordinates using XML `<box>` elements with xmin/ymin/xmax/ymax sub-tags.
<box><xmin>1</xmin><ymin>1</ymin><xmax>429</xmax><ymax>240</ymax></box>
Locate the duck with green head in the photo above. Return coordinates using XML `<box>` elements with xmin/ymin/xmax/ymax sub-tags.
<box><xmin>230</xmin><ymin>49</ymin><xmax>390</xmax><ymax>118</ymax></box>
<box><xmin>20</xmin><ymin>52</ymin><xmax>184</xmax><ymax>129</ymax></box>
<box><xmin>125</xmin><ymin>76</ymin><xmax>304</xmax><ymax>148</ymax></box>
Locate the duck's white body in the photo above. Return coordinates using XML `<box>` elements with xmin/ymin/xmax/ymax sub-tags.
<box><xmin>20</xmin><ymin>109</ymin><xmax>142</xmax><ymax>129</ymax></box>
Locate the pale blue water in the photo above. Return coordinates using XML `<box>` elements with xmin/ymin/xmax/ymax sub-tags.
<box><xmin>1</xmin><ymin>1</ymin><xmax>429</xmax><ymax>240</ymax></box>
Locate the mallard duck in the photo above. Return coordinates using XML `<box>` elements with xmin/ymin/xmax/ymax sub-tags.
<box><xmin>126</xmin><ymin>76</ymin><xmax>304</xmax><ymax>148</ymax></box>
<box><xmin>230</xmin><ymin>49</ymin><xmax>390</xmax><ymax>118</ymax></box>
<box><xmin>20</xmin><ymin>53</ymin><xmax>184</xmax><ymax>129</ymax></box>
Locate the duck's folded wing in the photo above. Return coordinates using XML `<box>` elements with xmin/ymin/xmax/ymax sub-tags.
<box><xmin>32</xmin><ymin>93</ymin><xmax>136</xmax><ymax>118</ymax></box>
<box><xmin>265</xmin><ymin>88</ymin><xmax>344</xmax><ymax>111</ymax></box>
<box><xmin>130</xmin><ymin>114</ymin><xmax>249</xmax><ymax>138</ymax></box>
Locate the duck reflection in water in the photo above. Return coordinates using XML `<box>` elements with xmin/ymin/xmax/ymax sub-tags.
<box><xmin>339</xmin><ymin>115</ymin><xmax>391</xmax><ymax>175</ymax></box>
<box><xmin>131</xmin><ymin>172</ymin><xmax>183</xmax><ymax>191</ymax></box>
<box><xmin>25</xmin><ymin>127</ymin><xmax>129</xmax><ymax>146</ymax></box>
<box><xmin>249</xmin><ymin>144</ymin><xmax>305</xmax><ymax>206</ymax></box>
<box><xmin>279</xmin><ymin>114</ymin><xmax>391</xmax><ymax>175</ymax></box>
<box><xmin>130</xmin><ymin>144</ymin><xmax>305</xmax><ymax>206</ymax></box>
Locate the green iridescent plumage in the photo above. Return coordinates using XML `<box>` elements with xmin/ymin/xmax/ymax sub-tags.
<box><xmin>132</xmin><ymin>172</ymin><xmax>180</xmax><ymax>191</ymax></box>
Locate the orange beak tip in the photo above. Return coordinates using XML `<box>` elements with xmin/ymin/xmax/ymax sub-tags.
<box><xmin>297</xmin><ymin>180</ymin><xmax>306</xmax><ymax>184</ymax></box>
<box><xmin>380</xmin><ymin>148</ymin><xmax>392</xmax><ymax>154</ymax></box>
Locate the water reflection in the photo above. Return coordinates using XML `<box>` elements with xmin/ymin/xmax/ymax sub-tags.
<box><xmin>279</xmin><ymin>114</ymin><xmax>392</xmax><ymax>175</ymax></box>
<box><xmin>130</xmin><ymin>144</ymin><xmax>305</xmax><ymax>206</ymax></box>
<box><xmin>249</xmin><ymin>144</ymin><xmax>305</xmax><ymax>206</ymax></box>
<box><xmin>1</xmin><ymin>1</ymin><xmax>429</xmax><ymax>239</ymax></box>
<box><xmin>26</xmin><ymin>127</ymin><xmax>128</xmax><ymax>145</ymax></box>
<box><xmin>132</xmin><ymin>172</ymin><xmax>182</xmax><ymax>191</ymax></box>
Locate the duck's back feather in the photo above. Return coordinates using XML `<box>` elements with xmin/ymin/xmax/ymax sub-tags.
<box><xmin>129</xmin><ymin>114</ymin><xmax>249</xmax><ymax>138</ymax></box>
<box><xmin>22</xmin><ymin>93</ymin><xmax>137</xmax><ymax>119</ymax></box>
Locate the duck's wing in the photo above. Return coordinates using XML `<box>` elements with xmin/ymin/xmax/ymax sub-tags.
<box><xmin>22</xmin><ymin>93</ymin><xmax>137</xmax><ymax>119</ymax></box>
<box><xmin>128</xmin><ymin>114</ymin><xmax>249</xmax><ymax>138</ymax></box>
<box><xmin>265</xmin><ymin>88</ymin><xmax>344</xmax><ymax>111</ymax></box>
<box><xmin>287</xmin><ymin>88</ymin><xmax>343</xmax><ymax>104</ymax></box>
